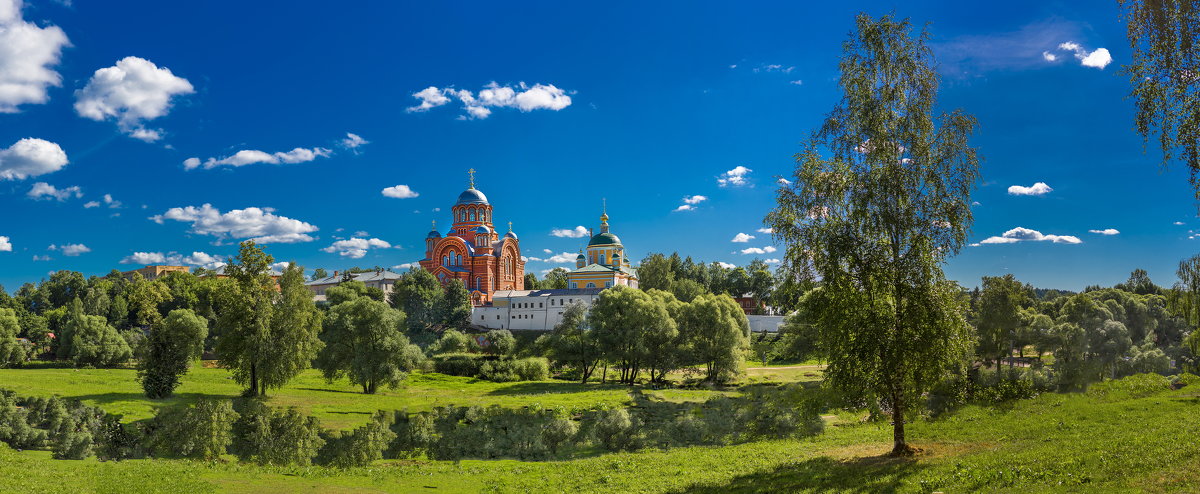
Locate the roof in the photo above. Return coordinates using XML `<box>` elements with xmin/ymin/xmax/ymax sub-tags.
<box><xmin>473</xmin><ymin>225</ymin><xmax>491</xmax><ymax>234</ymax></box>
<box><xmin>588</xmin><ymin>232</ymin><xmax>622</xmax><ymax>246</ymax></box>
<box><xmin>570</xmin><ymin>263</ymin><xmax>639</xmax><ymax>277</ymax></box>
<box><xmin>305</xmin><ymin>270</ymin><xmax>403</xmax><ymax>286</ymax></box>
<box><xmin>492</xmin><ymin>288</ymin><xmax>606</xmax><ymax>298</ymax></box>
<box><xmin>456</xmin><ymin>188</ymin><xmax>489</xmax><ymax>205</ymax></box>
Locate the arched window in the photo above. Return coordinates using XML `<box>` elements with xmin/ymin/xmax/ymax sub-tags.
<box><xmin>586</xmin><ymin>283</ymin><xmax>596</xmax><ymax>288</ymax></box>
<box><xmin>442</xmin><ymin>255</ymin><xmax>448</xmax><ymax>265</ymax></box>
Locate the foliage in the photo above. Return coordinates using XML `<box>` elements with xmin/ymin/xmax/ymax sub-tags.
<box><xmin>139</xmin><ymin>309</ymin><xmax>208</xmax><ymax>398</ymax></box>
<box><xmin>231</xmin><ymin>400</ymin><xmax>324</xmax><ymax>466</ymax></box>
<box><xmin>316</xmin><ymin>411</ymin><xmax>395</xmax><ymax>468</ymax></box>
<box><xmin>431</xmin><ymin>329</ymin><xmax>476</xmax><ymax>354</ymax></box>
<box><xmin>146</xmin><ymin>399</ymin><xmax>239</xmax><ymax>460</ymax></box>
<box><xmin>541</xmin><ymin>302</ymin><xmax>602</xmax><ymax>383</ymax></box>
<box><xmin>591</xmin><ymin>286</ymin><xmax>679</xmax><ymax>384</ymax></box>
<box><xmin>316</xmin><ymin>296</ymin><xmax>423</xmax><ymax>394</ymax></box>
<box><xmin>678</xmin><ymin>293</ymin><xmax>749</xmax><ymax>383</ymax></box>
<box><xmin>432</xmin><ymin>354</ymin><xmax>486</xmax><ymax>377</ymax></box>
<box><xmin>766</xmin><ymin>13</ymin><xmax>979</xmax><ymax>455</ymax></box>
<box><xmin>0</xmin><ymin>308</ymin><xmax>25</xmax><ymax>367</ymax></box>
<box><xmin>483</xmin><ymin>329</ymin><xmax>516</xmax><ymax>356</ymax></box>
<box><xmin>478</xmin><ymin>357</ymin><xmax>550</xmax><ymax>382</ymax></box>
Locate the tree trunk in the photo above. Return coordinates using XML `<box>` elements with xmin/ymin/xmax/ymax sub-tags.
<box><xmin>248</xmin><ymin>362</ymin><xmax>259</xmax><ymax>397</ymax></box>
<box><xmin>890</xmin><ymin>389</ymin><xmax>915</xmax><ymax>456</ymax></box>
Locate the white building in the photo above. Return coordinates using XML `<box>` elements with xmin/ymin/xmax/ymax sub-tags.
<box><xmin>472</xmin><ymin>288</ymin><xmax>604</xmax><ymax>330</ymax></box>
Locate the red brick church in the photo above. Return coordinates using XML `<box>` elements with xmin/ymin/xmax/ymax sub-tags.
<box><xmin>420</xmin><ymin>171</ymin><xmax>525</xmax><ymax>306</ymax></box>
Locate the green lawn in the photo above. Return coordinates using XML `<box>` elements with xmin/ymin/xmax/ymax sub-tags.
<box><xmin>0</xmin><ymin>364</ymin><xmax>650</xmax><ymax>429</ymax></box>
<box><xmin>2</xmin><ymin>376</ymin><xmax>1198</xmax><ymax>493</ymax></box>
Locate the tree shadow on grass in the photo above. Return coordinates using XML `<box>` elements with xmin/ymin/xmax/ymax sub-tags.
<box><xmin>67</xmin><ymin>391</ymin><xmax>234</xmax><ymax>414</ymax></box>
<box><xmin>676</xmin><ymin>454</ymin><xmax>925</xmax><ymax>494</ymax></box>
<box><xmin>485</xmin><ymin>381</ymin><xmax>627</xmax><ymax>396</ymax></box>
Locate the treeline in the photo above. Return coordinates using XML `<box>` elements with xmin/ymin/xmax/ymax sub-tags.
<box><xmin>637</xmin><ymin>253</ymin><xmax>802</xmax><ymax>313</ymax></box>
<box><xmin>0</xmin><ymin>383</ymin><xmax>825</xmax><ymax>465</ymax></box>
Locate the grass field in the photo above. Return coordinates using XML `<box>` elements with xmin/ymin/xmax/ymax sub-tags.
<box><xmin>1</xmin><ymin>374</ymin><xmax>1197</xmax><ymax>493</ymax></box>
<box><xmin>0</xmin><ymin>365</ymin><xmax>654</xmax><ymax>429</ymax></box>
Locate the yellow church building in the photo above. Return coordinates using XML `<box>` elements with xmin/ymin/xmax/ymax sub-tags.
<box><xmin>567</xmin><ymin>209</ymin><xmax>639</xmax><ymax>289</ymax></box>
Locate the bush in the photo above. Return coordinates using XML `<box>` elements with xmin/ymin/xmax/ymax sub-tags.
<box><xmin>593</xmin><ymin>408</ymin><xmax>639</xmax><ymax>452</ymax></box>
<box><xmin>95</xmin><ymin>414</ymin><xmax>143</xmax><ymax>461</ymax></box>
<box><xmin>432</xmin><ymin>354</ymin><xmax>485</xmax><ymax>377</ymax></box>
<box><xmin>1174</xmin><ymin>372</ymin><xmax>1200</xmax><ymax>388</ymax></box>
<box><xmin>51</xmin><ymin>418</ymin><xmax>93</xmax><ymax>460</ymax></box>
<box><xmin>0</xmin><ymin>392</ymin><xmax>48</xmax><ymax>449</ymax></box>
<box><xmin>1087</xmin><ymin>373</ymin><xmax>1173</xmax><ymax>401</ymax></box>
<box><xmin>384</xmin><ymin>410</ymin><xmax>434</xmax><ymax>459</ymax></box>
<box><xmin>316</xmin><ymin>411</ymin><xmax>395</xmax><ymax>468</ymax></box>
<box><xmin>432</xmin><ymin>330</ymin><xmax>476</xmax><ymax>354</ymax></box>
<box><xmin>484</xmin><ymin>330</ymin><xmax>516</xmax><ymax>356</ymax></box>
<box><xmin>478</xmin><ymin>357</ymin><xmax>550</xmax><ymax>382</ymax></box>
<box><xmin>146</xmin><ymin>399</ymin><xmax>239</xmax><ymax>460</ymax></box>
<box><xmin>232</xmin><ymin>400</ymin><xmax>324</xmax><ymax>466</ymax></box>
<box><xmin>541</xmin><ymin>414</ymin><xmax>579</xmax><ymax>455</ymax></box>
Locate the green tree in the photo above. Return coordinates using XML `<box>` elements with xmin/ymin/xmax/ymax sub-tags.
<box><xmin>316</xmin><ymin>296</ymin><xmax>423</xmax><ymax>394</ymax></box>
<box><xmin>542</xmin><ymin>268</ymin><xmax>570</xmax><ymax>290</ymax></box>
<box><xmin>390</xmin><ymin>268</ymin><xmax>443</xmax><ymax>334</ymax></box>
<box><xmin>0</xmin><ymin>308</ymin><xmax>26</xmax><ymax>367</ymax></box>
<box><xmin>765</xmin><ymin>14</ymin><xmax>979</xmax><ymax>455</ymax></box>
<box><xmin>678</xmin><ymin>293</ymin><xmax>749</xmax><ymax>382</ymax></box>
<box><xmin>484</xmin><ymin>329</ymin><xmax>516</xmax><ymax>357</ymax></box>
<box><xmin>311</xmin><ymin>268</ymin><xmax>329</xmax><ymax>281</ymax></box>
<box><xmin>542</xmin><ymin>302</ymin><xmax>602</xmax><ymax>383</ymax></box>
<box><xmin>126</xmin><ymin>274</ymin><xmax>171</xmax><ymax>328</ymax></box>
<box><xmin>523</xmin><ymin>273</ymin><xmax>539</xmax><ymax>290</ymax></box>
<box><xmin>139</xmin><ymin>309</ymin><xmax>209</xmax><ymax>398</ymax></box>
<box><xmin>264</xmin><ymin>263</ymin><xmax>324</xmax><ymax>393</ymax></box>
<box><xmin>590</xmin><ymin>286</ymin><xmax>676</xmax><ymax>384</ymax></box>
<box><xmin>432</xmin><ymin>329</ymin><xmax>475</xmax><ymax>354</ymax></box>
<box><xmin>232</xmin><ymin>401</ymin><xmax>325</xmax><ymax>465</ymax></box>
<box><xmin>671</xmin><ymin>278</ymin><xmax>706</xmax><ymax>303</ymax></box>
<box><xmin>637</xmin><ymin>253</ymin><xmax>676</xmax><ymax>292</ymax></box>
<box><xmin>1120</xmin><ymin>0</ymin><xmax>1200</xmax><ymax>198</ymax></box>
<box><xmin>438</xmin><ymin>280</ymin><xmax>472</xmax><ymax>330</ymax></box>
<box><xmin>976</xmin><ymin>275</ymin><xmax>1029</xmax><ymax>369</ymax></box>
<box><xmin>147</xmin><ymin>399</ymin><xmax>239</xmax><ymax>460</ymax></box>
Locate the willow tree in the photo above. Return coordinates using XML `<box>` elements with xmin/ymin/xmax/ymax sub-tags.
<box><xmin>766</xmin><ymin>13</ymin><xmax>977</xmax><ymax>455</ymax></box>
<box><xmin>1120</xmin><ymin>0</ymin><xmax>1200</xmax><ymax>198</ymax></box>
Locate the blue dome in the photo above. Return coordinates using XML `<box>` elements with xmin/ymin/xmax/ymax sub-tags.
<box><xmin>473</xmin><ymin>225</ymin><xmax>491</xmax><ymax>234</ymax></box>
<box><xmin>427</xmin><ymin>229</ymin><xmax>441</xmax><ymax>239</ymax></box>
<box><xmin>505</xmin><ymin>231</ymin><xmax>518</xmax><ymax>239</ymax></box>
<box><xmin>456</xmin><ymin>188</ymin><xmax>489</xmax><ymax>205</ymax></box>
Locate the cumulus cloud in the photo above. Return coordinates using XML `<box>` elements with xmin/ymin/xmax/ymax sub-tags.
<box><xmin>757</xmin><ymin>227</ymin><xmax>773</xmax><ymax>234</ymax></box>
<box><xmin>27</xmin><ymin>181</ymin><xmax>80</xmax><ymax>201</ymax></box>
<box><xmin>546</xmin><ymin>252</ymin><xmax>579</xmax><ymax>263</ymax></box>
<box><xmin>975</xmin><ymin>227</ymin><xmax>1082</xmax><ymax>246</ymax></box>
<box><xmin>151</xmin><ymin>204</ymin><xmax>319</xmax><ymax>244</ymax></box>
<box><xmin>74</xmin><ymin>56</ymin><xmax>194</xmax><ymax>140</ymax></box>
<box><xmin>683</xmin><ymin>195</ymin><xmax>707</xmax><ymax>205</ymax></box>
<box><xmin>185</xmin><ymin>146</ymin><xmax>332</xmax><ymax>170</ymax></box>
<box><xmin>322</xmin><ymin>237</ymin><xmax>391</xmax><ymax>259</ymax></box>
<box><xmin>0</xmin><ymin>235</ymin><xmax>10</xmax><ymax>252</ymax></box>
<box><xmin>1175</xmin><ymin>221</ymin><xmax>1186</xmax><ymax>226</ymax></box>
<box><xmin>32</xmin><ymin>254</ymin><xmax>50</xmax><ymax>261</ymax></box>
<box><xmin>49</xmin><ymin>243</ymin><xmax>89</xmax><ymax>256</ymax></box>
<box><xmin>83</xmin><ymin>201</ymin><xmax>99</xmax><ymax>208</ymax></box>
<box><xmin>674</xmin><ymin>204</ymin><xmax>696</xmax><ymax>212</ymax></box>
<box><xmin>393</xmin><ymin>262</ymin><xmax>420</xmax><ymax>270</ymax></box>
<box><xmin>1057</xmin><ymin>41</ymin><xmax>1112</xmax><ymax>69</ymax></box>
<box><xmin>732</xmin><ymin>233</ymin><xmax>755</xmax><ymax>243</ymax></box>
<box><xmin>381</xmin><ymin>184</ymin><xmax>419</xmax><ymax>199</ymax></box>
<box><xmin>718</xmin><ymin>166</ymin><xmax>751</xmax><ymax>187</ymax></box>
<box><xmin>1042</xmin><ymin>51</ymin><xmax>1057</xmax><ymax>62</ymax></box>
<box><xmin>0</xmin><ymin>0</ymin><xmax>70</xmax><ymax>113</ymax></box>
<box><xmin>1089</xmin><ymin>228</ymin><xmax>1120</xmax><ymax>235</ymax></box>
<box><xmin>753</xmin><ymin>64</ymin><xmax>794</xmax><ymax>73</ymax></box>
<box><xmin>407</xmin><ymin>82</ymin><xmax>573</xmax><ymax>119</ymax></box>
<box><xmin>0</xmin><ymin>137</ymin><xmax>68</xmax><ymax>180</ymax></box>
<box><xmin>103</xmin><ymin>193</ymin><xmax>121</xmax><ymax>208</ymax></box>
<box><xmin>120</xmin><ymin>250</ymin><xmax>226</xmax><ymax>269</ymax></box>
<box><xmin>740</xmin><ymin>246</ymin><xmax>777</xmax><ymax>255</ymax></box>
<box><xmin>1007</xmin><ymin>182</ymin><xmax>1053</xmax><ymax>196</ymax></box>
<box><xmin>717</xmin><ymin>262</ymin><xmax>736</xmax><ymax>269</ymax></box>
<box><xmin>551</xmin><ymin>226</ymin><xmax>589</xmax><ymax>238</ymax></box>
<box><xmin>764</xmin><ymin>258</ymin><xmax>781</xmax><ymax>264</ymax></box>
<box><xmin>341</xmin><ymin>132</ymin><xmax>368</xmax><ymax>151</ymax></box>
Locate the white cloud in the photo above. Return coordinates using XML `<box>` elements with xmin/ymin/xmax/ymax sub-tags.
<box><xmin>103</xmin><ymin>193</ymin><xmax>121</xmax><ymax>208</ymax></box>
<box><xmin>269</xmin><ymin>261</ymin><xmax>290</xmax><ymax>273</ymax></box>
<box><xmin>1175</xmin><ymin>221</ymin><xmax>1186</xmax><ymax>226</ymax></box>
<box><xmin>757</xmin><ymin>227</ymin><xmax>773</xmax><ymax>234</ymax></box>
<box><xmin>0</xmin><ymin>137</ymin><xmax>68</xmax><ymax>180</ymax></box>
<box><xmin>1007</xmin><ymin>182</ymin><xmax>1053</xmax><ymax>196</ymax></box>
<box><xmin>406</xmin><ymin>86</ymin><xmax>450</xmax><ymax>112</ymax></box>
<box><xmin>789</xmin><ymin>80</ymin><xmax>803</xmax><ymax>85</ymax></box>
<box><xmin>683</xmin><ymin>195</ymin><xmax>707</xmax><ymax>205</ymax></box>
<box><xmin>185</xmin><ymin>146</ymin><xmax>332</xmax><ymax>170</ymax></box>
<box><xmin>151</xmin><ymin>204</ymin><xmax>319</xmax><ymax>244</ymax></box>
<box><xmin>754</xmin><ymin>64</ymin><xmax>794</xmax><ymax>73</ymax></box>
<box><xmin>393</xmin><ymin>262</ymin><xmax>420</xmax><ymax>270</ymax></box>
<box><xmin>717</xmin><ymin>262</ymin><xmax>736</xmax><ymax>269</ymax></box>
<box><xmin>777</xmin><ymin>177</ymin><xmax>791</xmax><ymax>185</ymax></box>
<box><xmin>409</xmin><ymin>82</ymin><xmax>572</xmax><ymax>119</ymax></box>
<box><xmin>31</xmin><ymin>254</ymin><xmax>50</xmax><ymax>261</ymax></box>
<box><xmin>27</xmin><ymin>181</ymin><xmax>80</xmax><ymax>201</ymax></box>
<box><xmin>732</xmin><ymin>233</ymin><xmax>755</xmax><ymax>243</ymax></box>
<box><xmin>381</xmin><ymin>184</ymin><xmax>419</xmax><ymax>199</ymax></box>
<box><xmin>341</xmin><ymin>132</ymin><xmax>368</xmax><ymax>150</ymax></box>
<box><xmin>740</xmin><ymin>246</ymin><xmax>777</xmax><ymax>255</ymax></box>
<box><xmin>543</xmin><ymin>249</ymin><xmax>553</xmax><ymax>254</ymax></box>
<box><xmin>120</xmin><ymin>250</ymin><xmax>226</xmax><ymax>269</ymax></box>
<box><xmin>976</xmin><ymin>226</ymin><xmax>1082</xmax><ymax>245</ymax></box>
<box><xmin>551</xmin><ymin>226</ymin><xmax>588</xmax><ymax>238</ymax></box>
<box><xmin>1057</xmin><ymin>41</ymin><xmax>1112</xmax><ymax>69</ymax></box>
<box><xmin>83</xmin><ymin>201</ymin><xmax>99</xmax><ymax>208</ymax></box>
<box><xmin>674</xmin><ymin>204</ymin><xmax>696</xmax><ymax>212</ymax></box>
<box><xmin>0</xmin><ymin>0</ymin><xmax>69</xmax><ymax>113</ymax></box>
<box><xmin>0</xmin><ymin>235</ymin><xmax>10</xmax><ymax>252</ymax></box>
<box><xmin>1089</xmin><ymin>228</ymin><xmax>1120</xmax><ymax>235</ymax></box>
<box><xmin>718</xmin><ymin>165</ymin><xmax>751</xmax><ymax>187</ymax></box>
<box><xmin>764</xmin><ymin>258</ymin><xmax>781</xmax><ymax>264</ymax></box>
<box><xmin>546</xmin><ymin>252</ymin><xmax>578</xmax><ymax>263</ymax></box>
<box><xmin>51</xmin><ymin>243</ymin><xmax>89</xmax><ymax>256</ymax></box>
<box><xmin>74</xmin><ymin>56</ymin><xmax>194</xmax><ymax>140</ymax></box>
<box><xmin>322</xmin><ymin>237</ymin><xmax>391</xmax><ymax>259</ymax></box>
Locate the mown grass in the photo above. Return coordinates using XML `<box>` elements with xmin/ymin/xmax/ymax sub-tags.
<box><xmin>2</xmin><ymin>371</ymin><xmax>1198</xmax><ymax>493</ymax></box>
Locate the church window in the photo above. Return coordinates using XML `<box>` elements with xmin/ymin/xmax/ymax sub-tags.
<box><xmin>570</xmin><ymin>282</ymin><xmax>577</xmax><ymax>289</ymax></box>
<box><xmin>586</xmin><ymin>283</ymin><xmax>596</xmax><ymax>288</ymax></box>
<box><xmin>471</xmin><ymin>209</ymin><xmax>477</xmax><ymax>221</ymax></box>
<box><xmin>441</xmin><ymin>255</ymin><xmax>448</xmax><ymax>266</ymax></box>
<box><xmin>605</xmin><ymin>281</ymin><xmax>612</xmax><ymax>288</ymax></box>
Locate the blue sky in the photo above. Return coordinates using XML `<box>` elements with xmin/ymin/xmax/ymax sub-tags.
<box><xmin>0</xmin><ymin>0</ymin><xmax>1194</xmax><ymax>291</ymax></box>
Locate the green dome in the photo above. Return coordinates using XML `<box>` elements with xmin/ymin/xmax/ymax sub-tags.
<box><xmin>588</xmin><ymin>232</ymin><xmax>622</xmax><ymax>246</ymax></box>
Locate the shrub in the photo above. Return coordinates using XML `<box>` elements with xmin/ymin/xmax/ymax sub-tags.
<box><xmin>146</xmin><ymin>399</ymin><xmax>239</xmax><ymax>460</ymax></box>
<box><xmin>51</xmin><ymin>418</ymin><xmax>93</xmax><ymax>460</ymax></box>
<box><xmin>1174</xmin><ymin>372</ymin><xmax>1200</xmax><ymax>388</ymax></box>
<box><xmin>478</xmin><ymin>360</ymin><xmax>518</xmax><ymax>382</ymax></box>
<box><xmin>384</xmin><ymin>410</ymin><xmax>434</xmax><ymax>459</ymax></box>
<box><xmin>484</xmin><ymin>330</ymin><xmax>516</xmax><ymax>356</ymax></box>
<box><xmin>432</xmin><ymin>329</ymin><xmax>476</xmax><ymax>354</ymax></box>
<box><xmin>95</xmin><ymin>414</ymin><xmax>143</xmax><ymax>461</ymax></box>
<box><xmin>478</xmin><ymin>357</ymin><xmax>550</xmax><ymax>382</ymax></box>
<box><xmin>1087</xmin><ymin>373</ymin><xmax>1173</xmax><ymax>401</ymax></box>
<box><xmin>665</xmin><ymin>413</ymin><xmax>708</xmax><ymax>447</ymax></box>
<box><xmin>593</xmin><ymin>408</ymin><xmax>639</xmax><ymax>452</ymax></box>
<box><xmin>316</xmin><ymin>411</ymin><xmax>395</xmax><ymax>468</ymax></box>
<box><xmin>433</xmin><ymin>354</ymin><xmax>485</xmax><ymax>377</ymax></box>
<box><xmin>698</xmin><ymin>395</ymin><xmax>742</xmax><ymax>445</ymax></box>
<box><xmin>541</xmin><ymin>414</ymin><xmax>579</xmax><ymax>456</ymax></box>
<box><xmin>232</xmin><ymin>400</ymin><xmax>324</xmax><ymax>466</ymax></box>
<box><xmin>0</xmin><ymin>392</ymin><xmax>48</xmax><ymax>449</ymax></box>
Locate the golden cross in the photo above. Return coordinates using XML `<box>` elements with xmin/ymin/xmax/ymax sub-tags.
<box><xmin>602</xmin><ymin>197</ymin><xmax>607</xmax><ymax>215</ymax></box>
<box><xmin>431</xmin><ymin>220</ymin><xmax>436</xmax><ymax>230</ymax></box>
<box><xmin>468</xmin><ymin>168</ymin><xmax>476</xmax><ymax>188</ymax></box>
<box><xmin>508</xmin><ymin>221</ymin><xmax>513</xmax><ymax>232</ymax></box>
